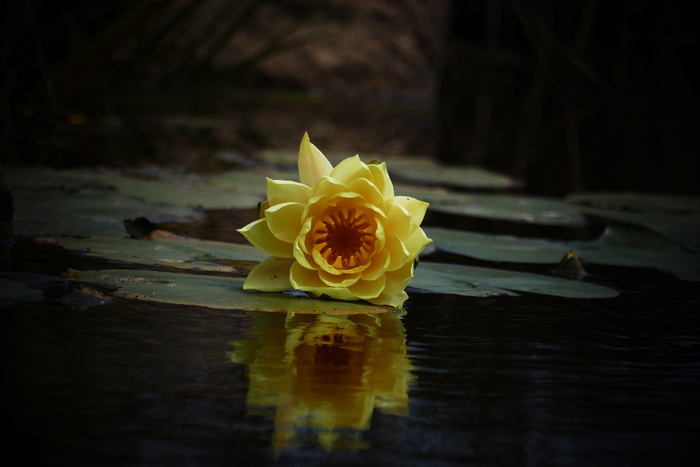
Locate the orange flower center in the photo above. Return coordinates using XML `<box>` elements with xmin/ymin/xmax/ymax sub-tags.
<box><xmin>313</xmin><ymin>207</ymin><xmax>376</xmax><ymax>270</ymax></box>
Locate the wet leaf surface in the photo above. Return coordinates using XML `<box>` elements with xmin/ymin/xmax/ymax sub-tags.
<box><xmin>413</xmin><ymin>262</ymin><xmax>619</xmax><ymax>299</ymax></box>
<box><xmin>72</xmin><ymin>269</ymin><xmax>390</xmax><ymax>314</ymax></box>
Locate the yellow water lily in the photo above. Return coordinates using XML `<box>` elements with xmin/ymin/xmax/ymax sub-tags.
<box><xmin>238</xmin><ymin>133</ymin><xmax>432</xmax><ymax>308</ymax></box>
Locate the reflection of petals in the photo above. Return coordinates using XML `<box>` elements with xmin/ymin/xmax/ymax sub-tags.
<box><xmin>229</xmin><ymin>311</ymin><xmax>414</xmax><ymax>452</ymax></box>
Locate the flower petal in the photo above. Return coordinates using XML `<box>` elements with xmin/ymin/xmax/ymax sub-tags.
<box><xmin>394</xmin><ymin>196</ymin><xmax>429</xmax><ymax>226</ymax></box>
<box><xmin>347</xmin><ymin>177</ymin><xmax>384</xmax><ymax>207</ymax></box>
<box><xmin>290</xmin><ymin>263</ymin><xmax>359</xmax><ymax>302</ymax></box>
<box><xmin>404</xmin><ymin>225</ymin><xmax>433</xmax><ymax>260</ymax></box>
<box><xmin>265</xmin><ymin>201</ymin><xmax>304</xmax><ymax>243</ymax></box>
<box><xmin>243</xmin><ymin>256</ymin><xmax>294</xmax><ymax>291</ymax></box>
<box><xmin>386</xmin><ymin>202</ymin><xmax>414</xmax><ymax>242</ymax></box>
<box><xmin>383</xmin><ymin>260</ymin><xmax>415</xmax><ymax>296</ymax></box>
<box><xmin>366</xmin><ymin>290</ymin><xmax>408</xmax><ymax>308</ymax></box>
<box><xmin>290</xmin><ymin>261</ymin><xmax>325</xmax><ymax>289</ymax></box>
<box><xmin>319</xmin><ymin>269</ymin><xmax>361</xmax><ymax>288</ymax></box>
<box><xmin>360</xmin><ymin>248</ymin><xmax>390</xmax><ymax>281</ymax></box>
<box><xmin>368</xmin><ymin>162</ymin><xmax>394</xmax><ymax>200</ymax></box>
<box><xmin>298</xmin><ymin>132</ymin><xmax>333</xmax><ymax>187</ymax></box>
<box><xmin>310</xmin><ymin>177</ymin><xmax>348</xmax><ymax>198</ymax></box>
<box><xmin>267</xmin><ymin>178</ymin><xmax>311</xmax><ymax>206</ymax></box>
<box><xmin>349</xmin><ymin>275</ymin><xmax>386</xmax><ymax>300</ymax></box>
<box><xmin>237</xmin><ymin>218</ymin><xmax>293</xmax><ymax>258</ymax></box>
<box><xmin>330</xmin><ymin>155</ymin><xmax>372</xmax><ymax>184</ymax></box>
<box><xmin>386</xmin><ymin>232</ymin><xmax>410</xmax><ymax>271</ymax></box>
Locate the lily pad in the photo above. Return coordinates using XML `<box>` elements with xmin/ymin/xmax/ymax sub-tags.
<box><xmin>51</xmin><ymin>236</ymin><xmax>268</xmax><ymax>272</ymax></box>
<box><xmin>206</xmin><ymin>167</ymin><xmax>303</xmax><ymax>191</ymax></box>
<box><xmin>72</xmin><ymin>269</ymin><xmax>390</xmax><ymax>314</ymax></box>
<box><xmin>13</xmin><ymin>188</ymin><xmax>203</xmax><ymax>237</ymax></box>
<box><xmin>567</xmin><ymin>192</ymin><xmax>700</xmax><ymax>215</ymax></box>
<box><xmin>573</xmin><ymin>207</ymin><xmax>700</xmax><ymax>252</ymax></box>
<box><xmin>428</xmin><ymin>193</ymin><xmax>588</xmax><ymax>226</ymax></box>
<box><xmin>412</xmin><ymin>262</ymin><xmax>619</xmax><ymax>298</ymax></box>
<box><xmin>424</xmin><ymin>227</ymin><xmax>700</xmax><ymax>282</ymax></box>
<box><xmin>424</xmin><ymin>227</ymin><xmax>570</xmax><ymax>264</ymax></box>
<box><xmin>567</xmin><ymin>192</ymin><xmax>700</xmax><ymax>251</ymax></box>
<box><xmin>386</xmin><ymin>156</ymin><xmax>517</xmax><ymax>190</ymax></box>
<box><xmin>6</xmin><ymin>168</ymin><xmax>263</xmax><ymax>210</ymax></box>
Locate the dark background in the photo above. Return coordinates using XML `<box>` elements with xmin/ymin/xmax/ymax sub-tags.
<box><xmin>2</xmin><ymin>0</ymin><xmax>698</xmax><ymax>196</ymax></box>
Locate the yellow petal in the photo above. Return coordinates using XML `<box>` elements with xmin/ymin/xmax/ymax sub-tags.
<box><xmin>386</xmin><ymin>202</ymin><xmax>414</xmax><ymax>242</ymax></box>
<box><xmin>394</xmin><ymin>196</ymin><xmax>429</xmax><ymax>226</ymax></box>
<box><xmin>298</xmin><ymin>132</ymin><xmax>333</xmax><ymax>187</ymax></box>
<box><xmin>366</xmin><ymin>290</ymin><xmax>408</xmax><ymax>308</ymax></box>
<box><xmin>330</xmin><ymin>155</ymin><xmax>372</xmax><ymax>184</ymax></box>
<box><xmin>404</xmin><ymin>225</ymin><xmax>432</xmax><ymax>261</ymax></box>
<box><xmin>319</xmin><ymin>269</ymin><xmax>361</xmax><ymax>288</ymax></box>
<box><xmin>349</xmin><ymin>275</ymin><xmax>386</xmax><ymax>300</ymax></box>
<box><xmin>243</xmin><ymin>256</ymin><xmax>294</xmax><ymax>291</ymax></box>
<box><xmin>383</xmin><ymin>260</ymin><xmax>415</xmax><ymax>296</ymax></box>
<box><xmin>347</xmin><ymin>177</ymin><xmax>384</xmax><ymax>206</ymax></box>
<box><xmin>266</xmin><ymin>178</ymin><xmax>312</xmax><ymax>206</ymax></box>
<box><xmin>290</xmin><ymin>263</ymin><xmax>359</xmax><ymax>302</ymax></box>
<box><xmin>367</xmin><ymin>162</ymin><xmax>394</xmax><ymax>200</ymax></box>
<box><xmin>313</xmin><ymin>287</ymin><xmax>359</xmax><ymax>302</ymax></box>
<box><xmin>290</xmin><ymin>261</ymin><xmax>326</xmax><ymax>289</ymax></box>
<box><xmin>386</xmin><ymin>232</ymin><xmax>410</xmax><ymax>271</ymax></box>
<box><xmin>360</xmin><ymin>248</ymin><xmax>390</xmax><ymax>281</ymax></box>
<box><xmin>309</xmin><ymin>177</ymin><xmax>348</xmax><ymax>198</ymax></box>
<box><xmin>265</xmin><ymin>201</ymin><xmax>304</xmax><ymax>243</ymax></box>
<box><xmin>237</xmin><ymin>218</ymin><xmax>293</xmax><ymax>258</ymax></box>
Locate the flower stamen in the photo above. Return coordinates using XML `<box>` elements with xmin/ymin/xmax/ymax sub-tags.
<box><xmin>313</xmin><ymin>207</ymin><xmax>376</xmax><ymax>270</ymax></box>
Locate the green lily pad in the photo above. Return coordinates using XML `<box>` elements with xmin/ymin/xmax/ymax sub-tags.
<box><xmin>73</xmin><ymin>269</ymin><xmax>390</xmax><ymax>314</ymax></box>
<box><xmin>427</xmin><ymin>193</ymin><xmax>588</xmax><ymax>226</ymax></box>
<box><xmin>567</xmin><ymin>192</ymin><xmax>700</xmax><ymax>215</ymax></box>
<box><xmin>13</xmin><ymin>188</ymin><xmax>202</xmax><ymax>237</ymax></box>
<box><xmin>567</xmin><ymin>192</ymin><xmax>700</xmax><ymax>251</ymax></box>
<box><xmin>52</xmin><ymin>236</ymin><xmax>268</xmax><ymax>271</ymax></box>
<box><xmin>424</xmin><ymin>227</ymin><xmax>570</xmax><ymax>264</ymax></box>
<box><xmin>412</xmin><ymin>262</ymin><xmax>619</xmax><ymax>298</ymax></box>
<box><xmin>423</xmin><ymin>227</ymin><xmax>700</xmax><ymax>282</ymax></box>
<box><xmin>386</xmin><ymin>156</ymin><xmax>517</xmax><ymax>190</ymax></box>
<box><xmin>6</xmin><ymin>168</ymin><xmax>263</xmax><ymax>210</ymax></box>
<box><xmin>574</xmin><ymin>207</ymin><xmax>700</xmax><ymax>252</ymax></box>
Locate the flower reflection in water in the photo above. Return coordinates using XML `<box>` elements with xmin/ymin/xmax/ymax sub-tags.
<box><xmin>229</xmin><ymin>310</ymin><xmax>414</xmax><ymax>451</ymax></box>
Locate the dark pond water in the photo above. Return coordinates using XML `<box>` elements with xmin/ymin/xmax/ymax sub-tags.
<box><xmin>3</xmin><ymin>238</ymin><xmax>700</xmax><ymax>466</ymax></box>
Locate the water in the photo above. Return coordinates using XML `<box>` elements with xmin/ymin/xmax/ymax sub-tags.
<box><xmin>3</xmin><ymin>236</ymin><xmax>700</xmax><ymax>466</ymax></box>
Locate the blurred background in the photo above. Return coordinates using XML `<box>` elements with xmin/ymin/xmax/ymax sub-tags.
<box><xmin>2</xmin><ymin>0</ymin><xmax>697</xmax><ymax>195</ymax></box>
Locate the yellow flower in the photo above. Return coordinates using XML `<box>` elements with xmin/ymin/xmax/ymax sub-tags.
<box><xmin>238</xmin><ymin>133</ymin><xmax>432</xmax><ymax>308</ymax></box>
